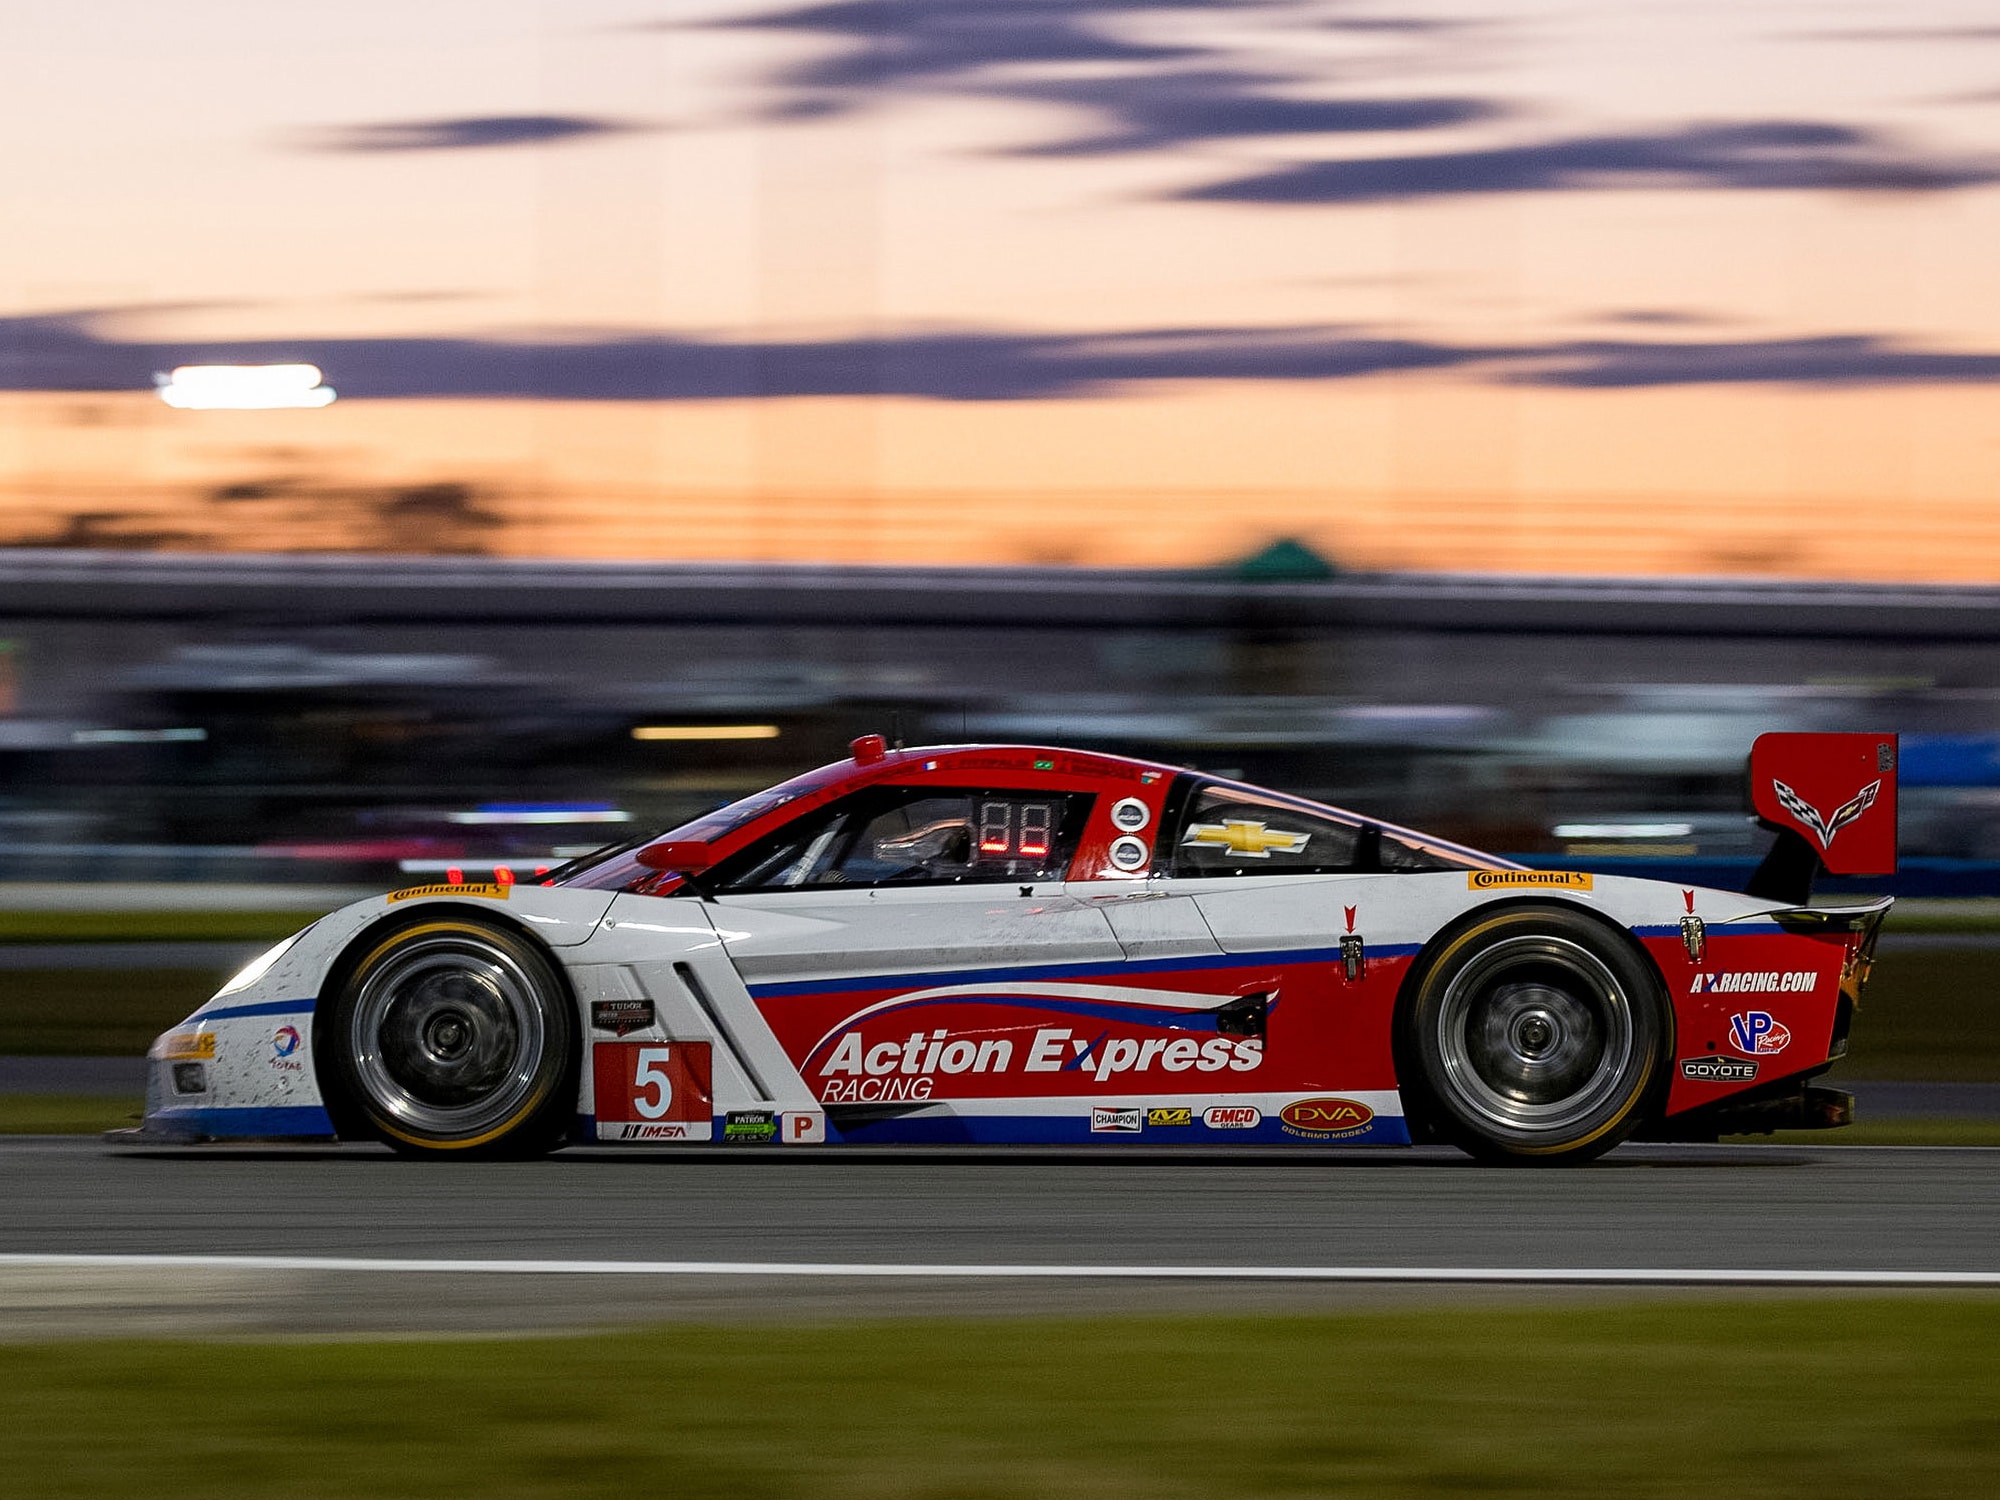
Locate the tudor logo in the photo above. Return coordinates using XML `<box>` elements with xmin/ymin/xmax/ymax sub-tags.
<box><xmin>1772</xmin><ymin>777</ymin><xmax>1880</xmax><ymax>851</ymax></box>
<box><xmin>1279</xmin><ymin>1097</ymin><xmax>1374</xmax><ymax>1138</ymax></box>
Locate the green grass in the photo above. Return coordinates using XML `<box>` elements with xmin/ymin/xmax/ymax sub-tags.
<box><xmin>0</xmin><ymin>909</ymin><xmax>326</xmax><ymax>944</ymax></box>
<box><xmin>1830</xmin><ymin>947</ymin><xmax>2000</xmax><ymax>1081</ymax></box>
<box><xmin>4</xmin><ymin>1301</ymin><xmax>1998</xmax><ymax>1498</ymax></box>
<box><xmin>0</xmin><ymin>968</ymin><xmax>223</xmax><ymax>1054</ymax></box>
<box><xmin>0</xmin><ymin>1095</ymin><xmax>141</xmax><ymax>1134</ymax></box>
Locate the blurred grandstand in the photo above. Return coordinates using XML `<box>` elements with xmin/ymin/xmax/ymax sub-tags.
<box><xmin>3</xmin><ymin>548</ymin><xmax>1998</xmax><ymax>895</ymax></box>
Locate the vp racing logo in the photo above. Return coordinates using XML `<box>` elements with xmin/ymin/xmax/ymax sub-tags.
<box><xmin>1772</xmin><ymin>777</ymin><xmax>1880</xmax><ymax>850</ymax></box>
<box><xmin>1727</xmin><ymin>1011</ymin><xmax>1792</xmax><ymax>1056</ymax></box>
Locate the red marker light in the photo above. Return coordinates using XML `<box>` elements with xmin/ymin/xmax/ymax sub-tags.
<box><xmin>494</xmin><ymin>865</ymin><xmax>515</xmax><ymax>886</ymax></box>
<box><xmin>851</xmin><ymin>734</ymin><xmax>888</xmax><ymax>764</ymax></box>
<box><xmin>446</xmin><ymin>866</ymin><xmax>464</xmax><ymax>885</ymax></box>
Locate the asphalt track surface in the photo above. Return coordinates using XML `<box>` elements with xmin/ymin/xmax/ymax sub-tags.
<box><xmin>3</xmin><ymin>1137</ymin><xmax>1998</xmax><ymax>1336</ymax></box>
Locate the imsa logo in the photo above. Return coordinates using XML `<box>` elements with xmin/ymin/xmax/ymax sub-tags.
<box><xmin>1279</xmin><ymin>1097</ymin><xmax>1375</xmax><ymax>1139</ymax></box>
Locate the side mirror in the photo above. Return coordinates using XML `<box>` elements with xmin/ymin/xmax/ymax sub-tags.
<box><xmin>636</xmin><ymin>840</ymin><xmax>717</xmax><ymax>872</ymax></box>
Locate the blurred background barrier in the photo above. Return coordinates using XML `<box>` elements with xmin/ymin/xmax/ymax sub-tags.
<box><xmin>6</xmin><ymin>548</ymin><xmax>2000</xmax><ymax>891</ymax></box>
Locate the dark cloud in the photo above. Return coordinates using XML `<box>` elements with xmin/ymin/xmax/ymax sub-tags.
<box><xmin>8</xmin><ymin>309</ymin><xmax>2000</xmax><ymax>402</ymax></box>
<box><xmin>1008</xmin><ymin>69</ymin><xmax>1494</xmax><ymax>155</ymax></box>
<box><xmin>1518</xmin><ymin>335</ymin><xmax>2000</xmax><ymax>388</ymax></box>
<box><xmin>706</xmin><ymin>0</ymin><xmax>1491</xmax><ymax>151</ymax></box>
<box><xmin>297</xmin><ymin>115</ymin><xmax>640</xmax><ymax>153</ymax></box>
<box><xmin>0</xmin><ymin>310</ymin><xmax>1485</xmax><ymax>401</ymax></box>
<box><xmin>1187</xmin><ymin>120</ymin><xmax>1999</xmax><ymax>201</ymax></box>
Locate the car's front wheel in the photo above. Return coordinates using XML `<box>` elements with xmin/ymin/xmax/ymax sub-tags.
<box><xmin>1404</xmin><ymin>907</ymin><xmax>1667</xmax><ymax>1164</ymax></box>
<box><xmin>324</xmin><ymin>916</ymin><xmax>578</xmax><ymax>1156</ymax></box>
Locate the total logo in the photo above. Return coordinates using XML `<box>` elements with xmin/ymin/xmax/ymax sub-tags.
<box><xmin>269</xmin><ymin>1024</ymin><xmax>304</xmax><ymax>1071</ymax></box>
<box><xmin>1728</xmin><ymin>1011</ymin><xmax>1792</xmax><ymax>1057</ymax></box>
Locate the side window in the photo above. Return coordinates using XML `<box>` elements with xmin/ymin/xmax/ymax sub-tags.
<box><xmin>1374</xmin><ymin>828</ymin><xmax>1468</xmax><ymax>872</ymax></box>
<box><xmin>712</xmin><ymin>789</ymin><xmax>1092</xmax><ymax>891</ymax></box>
<box><xmin>1172</xmin><ymin>787</ymin><xmax>1361</xmax><ymax>877</ymax></box>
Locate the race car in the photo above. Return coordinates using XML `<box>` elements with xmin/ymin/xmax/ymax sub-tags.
<box><xmin>129</xmin><ymin>731</ymin><xmax>1897</xmax><ymax>1163</ymax></box>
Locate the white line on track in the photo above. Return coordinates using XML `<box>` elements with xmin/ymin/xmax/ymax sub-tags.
<box><xmin>2</xmin><ymin>1254</ymin><xmax>1998</xmax><ymax>1286</ymax></box>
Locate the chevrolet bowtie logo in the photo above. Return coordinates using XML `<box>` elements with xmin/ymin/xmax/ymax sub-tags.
<box><xmin>1182</xmin><ymin>819</ymin><xmax>1311</xmax><ymax>858</ymax></box>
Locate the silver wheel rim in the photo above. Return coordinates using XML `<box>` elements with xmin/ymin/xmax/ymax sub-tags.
<box><xmin>348</xmin><ymin>933</ymin><xmax>548</xmax><ymax>1138</ymax></box>
<box><xmin>1435</xmin><ymin>934</ymin><xmax>1634</xmax><ymax>1136</ymax></box>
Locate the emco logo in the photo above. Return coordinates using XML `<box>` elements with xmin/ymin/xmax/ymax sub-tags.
<box><xmin>1279</xmin><ymin>1097</ymin><xmax>1374</xmax><ymax>1138</ymax></box>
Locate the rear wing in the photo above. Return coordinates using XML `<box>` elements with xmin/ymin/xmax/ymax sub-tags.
<box><xmin>1745</xmin><ymin>732</ymin><xmax>1898</xmax><ymax>903</ymax></box>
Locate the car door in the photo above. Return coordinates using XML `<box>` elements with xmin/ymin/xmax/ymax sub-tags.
<box><xmin>1165</xmin><ymin>783</ymin><xmax>1415</xmax><ymax>1126</ymax></box>
<box><xmin>705</xmin><ymin>784</ymin><xmax>1129</xmax><ymax>1136</ymax></box>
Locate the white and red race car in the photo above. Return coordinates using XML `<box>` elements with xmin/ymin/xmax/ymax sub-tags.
<box><xmin>133</xmin><ymin>732</ymin><xmax>1897</xmax><ymax>1163</ymax></box>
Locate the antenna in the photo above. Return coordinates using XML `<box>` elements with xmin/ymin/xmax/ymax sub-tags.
<box><xmin>891</xmin><ymin>710</ymin><xmax>904</xmax><ymax>751</ymax></box>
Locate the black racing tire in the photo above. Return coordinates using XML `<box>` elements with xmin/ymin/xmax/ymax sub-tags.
<box><xmin>1402</xmin><ymin>906</ymin><xmax>1669</xmax><ymax>1165</ymax></box>
<box><xmin>322</xmin><ymin>915</ymin><xmax>578</xmax><ymax>1157</ymax></box>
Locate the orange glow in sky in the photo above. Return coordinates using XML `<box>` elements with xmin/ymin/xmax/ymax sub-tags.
<box><xmin>2</xmin><ymin>1</ymin><xmax>1998</xmax><ymax>577</ymax></box>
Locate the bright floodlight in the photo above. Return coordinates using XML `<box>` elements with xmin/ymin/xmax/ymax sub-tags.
<box><xmin>156</xmin><ymin>364</ymin><xmax>336</xmax><ymax>410</ymax></box>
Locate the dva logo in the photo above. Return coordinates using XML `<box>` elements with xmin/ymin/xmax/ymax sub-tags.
<box><xmin>1728</xmin><ymin>1011</ymin><xmax>1792</xmax><ymax>1056</ymax></box>
<box><xmin>1279</xmin><ymin>1097</ymin><xmax>1375</xmax><ymax>1137</ymax></box>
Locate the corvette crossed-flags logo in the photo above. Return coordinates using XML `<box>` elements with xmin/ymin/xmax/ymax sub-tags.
<box><xmin>1771</xmin><ymin>778</ymin><xmax>1880</xmax><ymax>851</ymax></box>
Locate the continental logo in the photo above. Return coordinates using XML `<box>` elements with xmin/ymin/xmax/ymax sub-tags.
<box><xmin>1469</xmin><ymin>870</ymin><xmax>1593</xmax><ymax>891</ymax></box>
<box><xmin>1279</xmin><ymin>1097</ymin><xmax>1375</xmax><ymax>1139</ymax></box>
<box><xmin>160</xmin><ymin>1031</ymin><xmax>215</xmax><ymax>1061</ymax></box>
<box><xmin>387</xmin><ymin>882</ymin><xmax>511</xmax><ymax>903</ymax></box>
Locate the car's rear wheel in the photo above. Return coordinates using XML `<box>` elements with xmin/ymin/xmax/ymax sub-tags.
<box><xmin>325</xmin><ymin>916</ymin><xmax>578</xmax><ymax>1156</ymax></box>
<box><xmin>1404</xmin><ymin>907</ymin><xmax>1667</xmax><ymax>1164</ymax></box>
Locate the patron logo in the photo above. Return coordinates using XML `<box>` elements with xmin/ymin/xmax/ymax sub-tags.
<box><xmin>1202</xmin><ymin>1105</ymin><xmax>1261</xmax><ymax>1129</ymax></box>
<box><xmin>1468</xmin><ymin>870</ymin><xmax>1592</xmax><ymax>891</ymax></box>
<box><xmin>723</xmin><ymin>1110</ymin><xmax>779</xmax><ymax>1143</ymax></box>
<box><xmin>1145</xmin><ymin>1106</ymin><xmax>1193</xmax><ymax>1127</ymax></box>
<box><xmin>1091</xmin><ymin>1105</ymin><xmax>1144</xmax><ymax>1133</ymax></box>
<box><xmin>1691</xmin><ymin>971</ymin><xmax>1816</xmax><ymax>995</ymax></box>
<box><xmin>1279</xmin><ymin>1097</ymin><xmax>1375</xmax><ymax>1139</ymax></box>
<box><xmin>590</xmin><ymin>998</ymin><xmax>655</xmax><ymax>1037</ymax></box>
<box><xmin>1772</xmin><ymin>777</ymin><xmax>1880</xmax><ymax>851</ymax></box>
<box><xmin>1680</xmin><ymin>1056</ymin><xmax>1759</xmax><ymax>1083</ymax></box>
<box><xmin>1728</xmin><ymin>1011</ymin><xmax>1792</xmax><ymax>1056</ymax></box>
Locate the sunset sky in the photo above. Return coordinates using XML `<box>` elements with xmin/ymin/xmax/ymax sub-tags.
<box><xmin>4</xmin><ymin>0</ymin><xmax>1999</xmax><ymax>576</ymax></box>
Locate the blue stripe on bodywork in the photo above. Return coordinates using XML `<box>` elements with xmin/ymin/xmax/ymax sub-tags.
<box><xmin>748</xmin><ymin>944</ymin><xmax>1422</xmax><ymax>999</ymax></box>
<box><xmin>148</xmin><ymin>1104</ymin><xmax>335</xmax><ymax>1138</ymax></box>
<box><xmin>198</xmin><ymin>996</ymin><xmax>318</xmax><ymax>1021</ymax></box>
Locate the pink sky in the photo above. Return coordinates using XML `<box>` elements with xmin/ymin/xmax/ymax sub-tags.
<box><xmin>3</xmin><ymin>1</ymin><xmax>1998</xmax><ymax>575</ymax></box>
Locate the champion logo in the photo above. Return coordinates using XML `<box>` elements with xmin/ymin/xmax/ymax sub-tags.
<box><xmin>1772</xmin><ymin>777</ymin><xmax>1880</xmax><ymax>851</ymax></box>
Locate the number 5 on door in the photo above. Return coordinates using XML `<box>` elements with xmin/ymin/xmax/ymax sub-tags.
<box><xmin>593</xmin><ymin>1040</ymin><xmax>713</xmax><ymax>1142</ymax></box>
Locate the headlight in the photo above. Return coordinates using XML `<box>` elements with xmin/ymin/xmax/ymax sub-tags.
<box><xmin>213</xmin><ymin>932</ymin><xmax>304</xmax><ymax>999</ymax></box>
